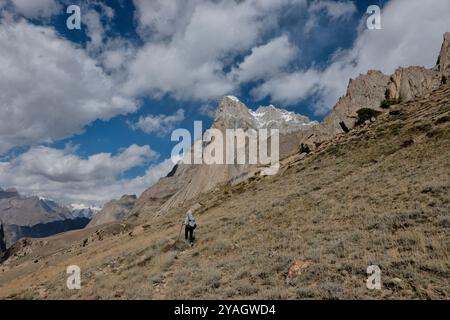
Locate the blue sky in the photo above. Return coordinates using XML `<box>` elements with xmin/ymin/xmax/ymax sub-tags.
<box><xmin>0</xmin><ymin>0</ymin><xmax>448</xmax><ymax>205</ymax></box>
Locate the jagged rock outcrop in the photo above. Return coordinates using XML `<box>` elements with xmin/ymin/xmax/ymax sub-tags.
<box><xmin>437</xmin><ymin>32</ymin><xmax>450</xmax><ymax>82</ymax></box>
<box><xmin>214</xmin><ymin>96</ymin><xmax>314</xmax><ymax>134</ymax></box>
<box><xmin>386</xmin><ymin>66</ymin><xmax>442</xmax><ymax>101</ymax></box>
<box><xmin>299</xmin><ymin>70</ymin><xmax>390</xmax><ymax>149</ymax></box>
<box><xmin>0</xmin><ymin>188</ymin><xmax>90</xmax><ymax>248</ymax></box>
<box><xmin>302</xmin><ymin>32</ymin><xmax>450</xmax><ymax>150</ymax></box>
<box><xmin>87</xmin><ymin>195</ymin><xmax>137</xmax><ymax>227</ymax></box>
<box><xmin>324</xmin><ymin>70</ymin><xmax>391</xmax><ymax>136</ymax></box>
<box><xmin>386</xmin><ymin>33</ymin><xmax>450</xmax><ymax>101</ymax></box>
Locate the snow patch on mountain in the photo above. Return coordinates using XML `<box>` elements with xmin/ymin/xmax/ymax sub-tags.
<box><xmin>69</xmin><ymin>203</ymin><xmax>101</xmax><ymax>219</ymax></box>
<box><xmin>249</xmin><ymin>104</ymin><xmax>318</xmax><ymax>133</ymax></box>
<box><xmin>226</xmin><ymin>95</ymin><xmax>240</xmax><ymax>102</ymax></box>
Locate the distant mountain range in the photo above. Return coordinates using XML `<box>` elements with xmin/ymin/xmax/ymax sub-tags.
<box><xmin>0</xmin><ymin>187</ymin><xmax>99</xmax><ymax>249</ymax></box>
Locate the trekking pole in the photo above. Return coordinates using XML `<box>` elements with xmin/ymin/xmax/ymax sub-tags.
<box><xmin>171</xmin><ymin>221</ymin><xmax>184</xmax><ymax>249</ymax></box>
<box><xmin>176</xmin><ymin>221</ymin><xmax>184</xmax><ymax>242</ymax></box>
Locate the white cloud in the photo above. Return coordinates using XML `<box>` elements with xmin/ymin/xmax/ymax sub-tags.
<box><xmin>251</xmin><ymin>69</ymin><xmax>321</xmax><ymax>103</ymax></box>
<box><xmin>84</xmin><ymin>8</ymin><xmax>105</xmax><ymax>49</ymax></box>
<box><xmin>129</xmin><ymin>109</ymin><xmax>185</xmax><ymax>136</ymax></box>
<box><xmin>231</xmin><ymin>35</ymin><xmax>298</xmax><ymax>83</ymax></box>
<box><xmin>82</xmin><ymin>3</ymin><xmax>116</xmax><ymax>52</ymax></box>
<box><xmin>14</xmin><ymin>144</ymin><xmax>158</xmax><ymax>182</ymax></box>
<box><xmin>124</xmin><ymin>0</ymin><xmax>306</xmax><ymax>101</ymax></box>
<box><xmin>10</xmin><ymin>0</ymin><xmax>60</xmax><ymax>19</ymax></box>
<box><xmin>0</xmin><ymin>144</ymin><xmax>173</xmax><ymax>205</ymax></box>
<box><xmin>99</xmin><ymin>41</ymin><xmax>136</xmax><ymax>72</ymax></box>
<box><xmin>133</xmin><ymin>0</ymin><xmax>198</xmax><ymax>40</ymax></box>
<box><xmin>0</xmin><ymin>18</ymin><xmax>138</xmax><ymax>154</ymax></box>
<box><xmin>253</xmin><ymin>0</ymin><xmax>450</xmax><ymax>114</ymax></box>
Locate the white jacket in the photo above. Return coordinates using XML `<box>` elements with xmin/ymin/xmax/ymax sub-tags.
<box><xmin>185</xmin><ymin>209</ymin><xmax>196</xmax><ymax>227</ymax></box>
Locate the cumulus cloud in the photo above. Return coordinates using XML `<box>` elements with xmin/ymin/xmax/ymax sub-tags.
<box><xmin>129</xmin><ymin>109</ymin><xmax>185</xmax><ymax>136</ymax></box>
<box><xmin>254</xmin><ymin>0</ymin><xmax>450</xmax><ymax>114</ymax></box>
<box><xmin>124</xmin><ymin>0</ymin><xmax>306</xmax><ymax>101</ymax></box>
<box><xmin>0</xmin><ymin>144</ymin><xmax>173</xmax><ymax>205</ymax></box>
<box><xmin>82</xmin><ymin>2</ymin><xmax>116</xmax><ymax>52</ymax></box>
<box><xmin>0</xmin><ymin>18</ymin><xmax>138</xmax><ymax>154</ymax></box>
<box><xmin>231</xmin><ymin>35</ymin><xmax>298</xmax><ymax>83</ymax></box>
<box><xmin>252</xmin><ymin>69</ymin><xmax>321</xmax><ymax>103</ymax></box>
<box><xmin>9</xmin><ymin>0</ymin><xmax>60</xmax><ymax>19</ymax></box>
<box><xmin>133</xmin><ymin>0</ymin><xmax>198</xmax><ymax>40</ymax></box>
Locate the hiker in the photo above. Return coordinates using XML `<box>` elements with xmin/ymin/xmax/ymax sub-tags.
<box><xmin>184</xmin><ymin>208</ymin><xmax>197</xmax><ymax>245</ymax></box>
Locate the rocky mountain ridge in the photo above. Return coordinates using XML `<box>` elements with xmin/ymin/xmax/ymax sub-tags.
<box><xmin>303</xmin><ymin>32</ymin><xmax>450</xmax><ymax>149</ymax></box>
<box><xmin>0</xmin><ymin>188</ymin><xmax>91</xmax><ymax>248</ymax></box>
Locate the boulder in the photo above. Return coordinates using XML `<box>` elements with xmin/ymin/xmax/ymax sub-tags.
<box><xmin>286</xmin><ymin>259</ymin><xmax>315</xmax><ymax>284</ymax></box>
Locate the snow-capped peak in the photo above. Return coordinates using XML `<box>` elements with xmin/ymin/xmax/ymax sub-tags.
<box><xmin>226</xmin><ymin>95</ymin><xmax>240</xmax><ymax>102</ymax></box>
<box><xmin>248</xmin><ymin>105</ymin><xmax>317</xmax><ymax>133</ymax></box>
<box><xmin>69</xmin><ymin>203</ymin><xmax>101</xmax><ymax>219</ymax></box>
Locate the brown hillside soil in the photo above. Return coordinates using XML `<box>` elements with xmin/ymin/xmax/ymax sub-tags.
<box><xmin>1</xmin><ymin>85</ymin><xmax>449</xmax><ymax>300</ymax></box>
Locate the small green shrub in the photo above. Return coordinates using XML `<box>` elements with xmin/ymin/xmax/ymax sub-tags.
<box><xmin>380</xmin><ymin>97</ymin><xmax>402</xmax><ymax>109</ymax></box>
<box><xmin>356</xmin><ymin>108</ymin><xmax>382</xmax><ymax>125</ymax></box>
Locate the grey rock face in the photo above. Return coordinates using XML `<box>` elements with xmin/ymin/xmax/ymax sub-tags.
<box><xmin>322</xmin><ymin>70</ymin><xmax>391</xmax><ymax>137</ymax></box>
<box><xmin>214</xmin><ymin>96</ymin><xmax>316</xmax><ymax>134</ymax></box>
<box><xmin>386</xmin><ymin>67</ymin><xmax>442</xmax><ymax>101</ymax></box>
<box><xmin>303</xmin><ymin>32</ymin><xmax>450</xmax><ymax>150</ymax></box>
<box><xmin>437</xmin><ymin>32</ymin><xmax>450</xmax><ymax>81</ymax></box>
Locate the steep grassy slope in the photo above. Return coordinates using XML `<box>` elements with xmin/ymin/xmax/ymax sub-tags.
<box><xmin>1</xmin><ymin>85</ymin><xmax>449</xmax><ymax>299</ymax></box>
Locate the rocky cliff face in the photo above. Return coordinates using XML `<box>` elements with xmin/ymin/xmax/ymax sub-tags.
<box><xmin>0</xmin><ymin>188</ymin><xmax>90</xmax><ymax>248</ymax></box>
<box><xmin>302</xmin><ymin>32</ymin><xmax>450</xmax><ymax>150</ymax></box>
<box><xmin>87</xmin><ymin>195</ymin><xmax>137</xmax><ymax>227</ymax></box>
<box><xmin>386</xmin><ymin>67</ymin><xmax>442</xmax><ymax>101</ymax></box>
<box><xmin>323</xmin><ymin>70</ymin><xmax>391</xmax><ymax>137</ymax></box>
<box><xmin>437</xmin><ymin>32</ymin><xmax>450</xmax><ymax>81</ymax></box>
